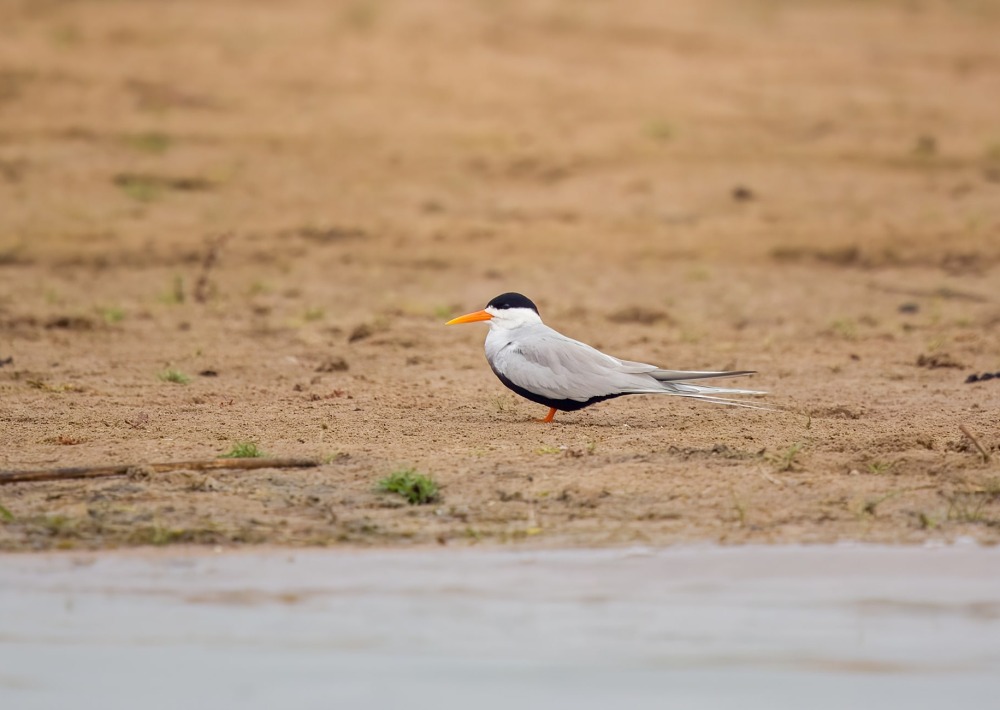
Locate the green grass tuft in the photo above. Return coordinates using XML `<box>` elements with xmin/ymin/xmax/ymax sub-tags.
<box><xmin>219</xmin><ymin>441</ymin><xmax>265</xmax><ymax>459</ymax></box>
<box><xmin>158</xmin><ymin>275</ymin><xmax>186</xmax><ymax>304</ymax></box>
<box><xmin>867</xmin><ymin>460</ymin><xmax>895</xmax><ymax>475</ymax></box>
<box><xmin>115</xmin><ymin>173</ymin><xmax>163</xmax><ymax>202</ymax></box>
<box><xmin>98</xmin><ymin>306</ymin><xmax>125</xmax><ymax>324</ymax></box>
<box><xmin>158</xmin><ymin>368</ymin><xmax>190</xmax><ymax>384</ymax></box>
<box><xmin>645</xmin><ymin>119</ymin><xmax>673</xmax><ymax>142</ymax></box>
<box><xmin>303</xmin><ymin>306</ymin><xmax>325</xmax><ymax>322</ymax></box>
<box><xmin>126</xmin><ymin>132</ymin><xmax>173</xmax><ymax>154</ymax></box>
<box><xmin>377</xmin><ymin>467</ymin><xmax>439</xmax><ymax>505</ymax></box>
<box><xmin>769</xmin><ymin>443</ymin><xmax>804</xmax><ymax>472</ymax></box>
<box><xmin>0</xmin><ymin>503</ymin><xmax>14</xmax><ymax>522</ymax></box>
<box><xmin>432</xmin><ymin>304</ymin><xmax>454</xmax><ymax>320</ymax></box>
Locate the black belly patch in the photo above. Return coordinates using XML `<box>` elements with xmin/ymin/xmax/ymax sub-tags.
<box><xmin>491</xmin><ymin>365</ymin><xmax>626</xmax><ymax>412</ymax></box>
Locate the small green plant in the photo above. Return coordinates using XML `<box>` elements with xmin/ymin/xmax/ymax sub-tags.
<box><xmin>768</xmin><ymin>442</ymin><xmax>804</xmax><ymax>472</ymax></box>
<box><xmin>115</xmin><ymin>173</ymin><xmax>162</xmax><ymax>202</ymax></box>
<box><xmin>535</xmin><ymin>445</ymin><xmax>562</xmax><ymax>455</ymax></box>
<box><xmin>303</xmin><ymin>307</ymin><xmax>325</xmax><ymax>322</ymax></box>
<box><xmin>0</xmin><ymin>503</ymin><xmax>14</xmax><ymax>522</ymax></box>
<box><xmin>247</xmin><ymin>280</ymin><xmax>271</xmax><ymax>296</ymax></box>
<box><xmin>432</xmin><ymin>304</ymin><xmax>454</xmax><ymax>320</ymax></box>
<box><xmin>220</xmin><ymin>441</ymin><xmax>265</xmax><ymax>459</ymax></box>
<box><xmin>926</xmin><ymin>334</ymin><xmax>946</xmax><ymax>351</ymax></box>
<box><xmin>377</xmin><ymin>467</ymin><xmax>439</xmax><ymax>505</ymax></box>
<box><xmin>943</xmin><ymin>480</ymin><xmax>1000</xmax><ymax>525</ymax></box>
<box><xmin>916</xmin><ymin>511</ymin><xmax>938</xmax><ymax>530</ymax></box>
<box><xmin>125</xmin><ymin>131</ymin><xmax>173</xmax><ymax>154</ymax></box>
<box><xmin>645</xmin><ymin>119</ymin><xmax>673</xmax><ymax>142</ymax></box>
<box><xmin>729</xmin><ymin>487</ymin><xmax>747</xmax><ymax>526</ymax></box>
<box><xmin>829</xmin><ymin>318</ymin><xmax>857</xmax><ymax>340</ymax></box>
<box><xmin>158</xmin><ymin>275</ymin><xmax>185</xmax><ymax>304</ymax></box>
<box><xmin>867</xmin><ymin>460</ymin><xmax>895</xmax><ymax>475</ymax></box>
<box><xmin>158</xmin><ymin>368</ymin><xmax>190</xmax><ymax>384</ymax></box>
<box><xmin>98</xmin><ymin>306</ymin><xmax>125</xmax><ymax>324</ymax></box>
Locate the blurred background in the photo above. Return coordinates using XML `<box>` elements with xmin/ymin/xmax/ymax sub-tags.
<box><xmin>2</xmin><ymin>0</ymin><xmax>998</xmax><ymax>283</ymax></box>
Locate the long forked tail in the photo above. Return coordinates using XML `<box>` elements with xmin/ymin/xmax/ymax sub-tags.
<box><xmin>650</xmin><ymin>368</ymin><xmax>756</xmax><ymax>383</ymax></box>
<box><xmin>650</xmin><ymin>369</ymin><xmax>769</xmax><ymax>410</ymax></box>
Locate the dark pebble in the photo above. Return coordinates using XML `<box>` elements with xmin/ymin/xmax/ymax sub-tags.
<box><xmin>980</xmin><ymin>372</ymin><xmax>995</xmax><ymax>381</ymax></box>
<box><xmin>348</xmin><ymin>324</ymin><xmax>373</xmax><ymax>343</ymax></box>
<box><xmin>316</xmin><ymin>356</ymin><xmax>349</xmax><ymax>373</ymax></box>
<box><xmin>898</xmin><ymin>302</ymin><xmax>920</xmax><ymax>314</ymax></box>
<box><xmin>965</xmin><ymin>374</ymin><xmax>979</xmax><ymax>383</ymax></box>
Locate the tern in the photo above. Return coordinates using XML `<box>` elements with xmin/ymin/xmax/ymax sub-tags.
<box><xmin>446</xmin><ymin>292</ymin><xmax>764</xmax><ymax>423</ymax></box>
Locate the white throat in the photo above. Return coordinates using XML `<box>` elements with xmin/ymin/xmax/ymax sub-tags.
<box><xmin>486</xmin><ymin>306</ymin><xmax>543</xmax><ymax>330</ymax></box>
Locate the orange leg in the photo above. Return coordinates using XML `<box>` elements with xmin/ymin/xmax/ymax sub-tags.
<box><xmin>536</xmin><ymin>407</ymin><xmax>557</xmax><ymax>423</ymax></box>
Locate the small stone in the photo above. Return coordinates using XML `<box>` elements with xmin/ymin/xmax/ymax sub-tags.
<box><xmin>980</xmin><ymin>372</ymin><xmax>995</xmax><ymax>381</ymax></box>
<box><xmin>916</xmin><ymin>353</ymin><xmax>963</xmax><ymax>369</ymax></box>
<box><xmin>348</xmin><ymin>324</ymin><xmax>372</xmax><ymax>343</ymax></box>
<box><xmin>316</xmin><ymin>356</ymin><xmax>349</xmax><ymax>372</ymax></box>
<box><xmin>965</xmin><ymin>374</ymin><xmax>980</xmax><ymax>384</ymax></box>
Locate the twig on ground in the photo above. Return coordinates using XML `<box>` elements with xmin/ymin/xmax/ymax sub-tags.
<box><xmin>959</xmin><ymin>424</ymin><xmax>991</xmax><ymax>464</ymax></box>
<box><xmin>0</xmin><ymin>458</ymin><xmax>318</xmax><ymax>485</ymax></box>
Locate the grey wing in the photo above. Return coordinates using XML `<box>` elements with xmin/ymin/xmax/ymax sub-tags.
<box><xmin>494</xmin><ymin>328</ymin><xmax>664</xmax><ymax>402</ymax></box>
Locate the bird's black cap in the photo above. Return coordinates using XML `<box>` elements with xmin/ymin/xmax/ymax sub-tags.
<box><xmin>486</xmin><ymin>292</ymin><xmax>539</xmax><ymax>314</ymax></box>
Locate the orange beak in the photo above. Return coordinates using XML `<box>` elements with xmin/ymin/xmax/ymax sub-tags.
<box><xmin>446</xmin><ymin>309</ymin><xmax>493</xmax><ymax>325</ymax></box>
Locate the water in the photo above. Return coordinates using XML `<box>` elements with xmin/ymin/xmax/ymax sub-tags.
<box><xmin>2</xmin><ymin>544</ymin><xmax>999</xmax><ymax>709</ymax></box>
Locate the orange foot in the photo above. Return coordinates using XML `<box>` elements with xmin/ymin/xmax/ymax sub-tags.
<box><xmin>535</xmin><ymin>407</ymin><xmax>557</xmax><ymax>423</ymax></box>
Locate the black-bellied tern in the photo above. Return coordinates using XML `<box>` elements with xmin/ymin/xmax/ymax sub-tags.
<box><xmin>447</xmin><ymin>292</ymin><xmax>764</xmax><ymax>423</ymax></box>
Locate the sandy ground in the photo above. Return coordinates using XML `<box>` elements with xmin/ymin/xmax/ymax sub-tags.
<box><xmin>1</xmin><ymin>0</ymin><xmax>999</xmax><ymax>551</ymax></box>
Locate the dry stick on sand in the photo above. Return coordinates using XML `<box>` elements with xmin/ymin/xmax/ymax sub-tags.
<box><xmin>0</xmin><ymin>458</ymin><xmax>319</xmax><ymax>486</ymax></box>
<box><xmin>958</xmin><ymin>424</ymin><xmax>991</xmax><ymax>464</ymax></box>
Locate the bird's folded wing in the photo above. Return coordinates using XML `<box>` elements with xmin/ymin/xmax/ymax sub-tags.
<box><xmin>497</xmin><ymin>332</ymin><xmax>660</xmax><ymax>402</ymax></box>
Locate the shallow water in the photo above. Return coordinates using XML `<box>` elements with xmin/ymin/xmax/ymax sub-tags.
<box><xmin>2</xmin><ymin>544</ymin><xmax>999</xmax><ymax>709</ymax></box>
